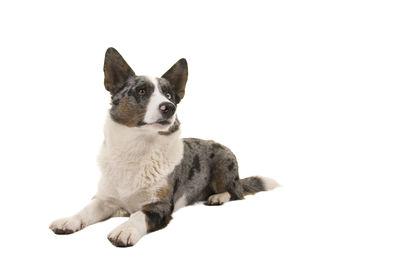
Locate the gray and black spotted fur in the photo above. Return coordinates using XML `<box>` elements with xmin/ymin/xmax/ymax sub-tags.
<box><xmin>173</xmin><ymin>139</ymin><xmax>244</xmax><ymax>204</ymax></box>
<box><xmin>141</xmin><ymin>138</ymin><xmax>271</xmax><ymax>232</ymax></box>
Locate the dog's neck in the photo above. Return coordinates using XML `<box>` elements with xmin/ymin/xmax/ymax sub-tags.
<box><xmin>103</xmin><ymin>114</ymin><xmax>181</xmax><ymax>156</ymax></box>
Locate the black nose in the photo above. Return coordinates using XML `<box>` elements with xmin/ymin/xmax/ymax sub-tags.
<box><xmin>159</xmin><ymin>102</ymin><xmax>176</xmax><ymax>119</ymax></box>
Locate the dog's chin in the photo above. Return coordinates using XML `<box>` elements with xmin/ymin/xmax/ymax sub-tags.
<box><xmin>139</xmin><ymin>119</ymin><xmax>172</xmax><ymax>130</ymax></box>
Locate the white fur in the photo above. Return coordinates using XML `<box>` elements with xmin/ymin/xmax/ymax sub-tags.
<box><xmin>50</xmin><ymin>113</ymin><xmax>183</xmax><ymax>237</ymax></box>
<box><xmin>173</xmin><ymin>194</ymin><xmax>187</xmax><ymax>212</ymax></box>
<box><xmin>143</xmin><ymin>76</ymin><xmax>174</xmax><ymax>124</ymax></box>
<box><xmin>207</xmin><ymin>192</ymin><xmax>231</xmax><ymax>205</ymax></box>
<box><xmin>107</xmin><ymin>211</ymin><xmax>147</xmax><ymax>246</ymax></box>
<box><xmin>259</xmin><ymin>176</ymin><xmax>280</xmax><ymax>191</ymax></box>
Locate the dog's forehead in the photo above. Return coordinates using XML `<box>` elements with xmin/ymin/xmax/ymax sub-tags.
<box><xmin>131</xmin><ymin>76</ymin><xmax>156</xmax><ymax>89</ymax></box>
<box><xmin>157</xmin><ymin>77</ymin><xmax>171</xmax><ymax>90</ymax></box>
<box><xmin>112</xmin><ymin>76</ymin><xmax>155</xmax><ymax>101</ymax></box>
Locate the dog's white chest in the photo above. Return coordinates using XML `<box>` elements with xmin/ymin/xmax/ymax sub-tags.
<box><xmin>95</xmin><ymin>116</ymin><xmax>183</xmax><ymax>213</ymax></box>
<box><xmin>96</xmin><ymin>146</ymin><xmax>169</xmax><ymax>212</ymax></box>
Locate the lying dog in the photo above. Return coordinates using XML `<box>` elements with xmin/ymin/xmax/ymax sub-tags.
<box><xmin>49</xmin><ymin>48</ymin><xmax>279</xmax><ymax>247</ymax></box>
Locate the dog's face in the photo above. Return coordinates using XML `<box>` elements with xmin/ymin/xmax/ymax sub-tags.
<box><xmin>103</xmin><ymin>48</ymin><xmax>188</xmax><ymax>130</ymax></box>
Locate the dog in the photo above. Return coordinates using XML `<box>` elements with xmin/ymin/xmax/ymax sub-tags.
<box><xmin>49</xmin><ymin>47</ymin><xmax>279</xmax><ymax>247</ymax></box>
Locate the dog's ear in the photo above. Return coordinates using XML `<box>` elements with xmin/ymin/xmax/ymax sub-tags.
<box><xmin>103</xmin><ymin>47</ymin><xmax>135</xmax><ymax>95</ymax></box>
<box><xmin>162</xmin><ymin>58</ymin><xmax>188</xmax><ymax>101</ymax></box>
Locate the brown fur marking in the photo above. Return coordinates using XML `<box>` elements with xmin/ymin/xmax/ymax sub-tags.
<box><xmin>210</xmin><ymin>160</ymin><xmax>227</xmax><ymax>193</ymax></box>
<box><xmin>111</xmin><ymin>97</ymin><xmax>147</xmax><ymax>127</ymax></box>
<box><xmin>156</xmin><ymin>183</ymin><xmax>173</xmax><ymax>199</ymax></box>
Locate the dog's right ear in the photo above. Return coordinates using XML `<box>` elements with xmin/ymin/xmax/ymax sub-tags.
<box><xmin>103</xmin><ymin>47</ymin><xmax>135</xmax><ymax>95</ymax></box>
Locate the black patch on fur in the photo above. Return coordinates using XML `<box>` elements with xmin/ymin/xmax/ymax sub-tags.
<box><xmin>142</xmin><ymin>201</ymin><xmax>173</xmax><ymax>233</ymax></box>
<box><xmin>144</xmin><ymin>211</ymin><xmax>171</xmax><ymax>233</ymax></box>
<box><xmin>158</xmin><ymin>118</ymin><xmax>181</xmax><ymax>136</ymax></box>
<box><xmin>228</xmin><ymin>162</ymin><xmax>235</xmax><ymax>171</ymax></box>
<box><xmin>209</xmin><ymin>153</ymin><xmax>215</xmax><ymax>159</ymax></box>
<box><xmin>188</xmin><ymin>155</ymin><xmax>201</xmax><ymax>180</ymax></box>
<box><xmin>193</xmin><ymin>155</ymin><xmax>200</xmax><ymax>170</ymax></box>
<box><xmin>184</xmin><ymin>140</ymin><xmax>193</xmax><ymax>150</ymax></box>
<box><xmin>172</xmin><ymin>178</ymin><xmax>180</xmax><ymax>195</ymax></box>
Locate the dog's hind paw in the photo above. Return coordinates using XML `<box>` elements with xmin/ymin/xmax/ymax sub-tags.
<box><xmin>206</xmin><ymin>192</ymin><xmax>231</xmax><ymax>206</ymax></box>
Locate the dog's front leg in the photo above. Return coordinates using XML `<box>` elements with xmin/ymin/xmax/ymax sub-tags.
<box><xmin>107</xmin><ymin>201</ymin><xmax>172</xmax><ymax>247</ymax></box>
<box><xmin>49</xmin><ymin>198</ymin><xmax>118</xmax><ymax>234</ymax></box>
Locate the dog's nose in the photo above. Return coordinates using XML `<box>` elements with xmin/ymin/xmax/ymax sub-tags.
<box><xmin>159</xmin><ymin>102</ymin><xmax>176</xmax><ymax>118</ymax></box>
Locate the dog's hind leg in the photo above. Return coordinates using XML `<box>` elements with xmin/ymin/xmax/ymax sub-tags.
<box><xmin>206</xmin><ymin>156</ymin><xmax>244</xmax><ymax>206</ymax></box>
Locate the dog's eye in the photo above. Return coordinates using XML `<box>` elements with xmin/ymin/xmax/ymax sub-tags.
<box><xmin>165</xmin><ymin>93</ymin><xmax>172</xmax><ymax>100</ymax></box>
<box><xmin>138</xmin><ymin>89</ymin><xmax>146</xmax><ymax>96</ymax></box>
<box><xmin>112</xmin><ymin>99</ymin><xmax>120</xmax><ymax>105</ymax></box>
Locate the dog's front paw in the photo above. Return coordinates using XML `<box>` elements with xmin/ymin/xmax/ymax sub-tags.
<box><xmin>107</xmin><ymin>222</ymin><xmax>144</xmax><ymax>247</ymax></box>
<box><xmin>49</xmin><ymin>216</ymin><xmax>85</xmax><ymax>235</ymax></box>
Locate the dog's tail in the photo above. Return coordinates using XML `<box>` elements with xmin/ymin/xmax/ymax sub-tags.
<box><xmin>240</xmin><ymin>176</ymin><xmax>280</xmax><ymax>195</ymax></box>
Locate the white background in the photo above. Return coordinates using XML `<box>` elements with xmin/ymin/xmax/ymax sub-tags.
<box><xmin>0</xmin><ymin>0</ymin><xmax>399</xmax><ymax>266</ymax></box>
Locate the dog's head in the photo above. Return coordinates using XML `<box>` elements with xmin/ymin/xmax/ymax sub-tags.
<box><xmin>103</xmin><ymin>47</ymin><xmax>188</xmax><ymax>131</ymax></box>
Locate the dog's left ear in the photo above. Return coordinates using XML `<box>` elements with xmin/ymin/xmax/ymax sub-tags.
<box><xmin>162</xmin><ymin>58</ymin><xmax>188</xmax><ymax>102</ymax></box>
<box><xmin>104</xmin><ymin>47</ymin><xmax>135</xmax><ymax>95</ymax></box>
